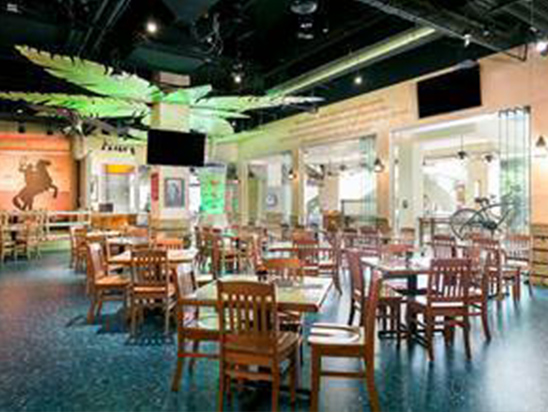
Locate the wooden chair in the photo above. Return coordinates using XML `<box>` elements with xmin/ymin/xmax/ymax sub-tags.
<box><xmin>15</xmin><ymin>222</ymin><xmax>41</xmax><ymax>260</ymax></box>
<box><xmin>502</xmin><ymin>234</ymin><xmax>533</xmax><ymax>300</ymax></box>
<box><xmin>216</xmin><ymin>280</ymin><xmax>300</xmax><ymax>412</ymax></box>
<box><xmin>86</xmin><ymin>242</ymin><xmax>129</xmax><ymax>323</ymax></box>
<box><xmin>129</xmin><ymin>249</ymin><xmax>177</xmax><ymax>336</ymax></box>
<box><xmin>0</xmin><ymin>226</ymin><xmax>15</xmax><ymax>264</ymax></box>
<box><xmin>308</xmin><ymin>266</ymin><xmax>382</xmax><ymax>412</ymax></box>
<box><xmin>263</xmin><ymin>257</ymin><xmax>303</xmax><ymax>280</ymax></box>
<box><xmin>70</xmin><ymin>226</ymin><xmax>88</xmax><ymax>270</ymax></box>
<box><xmin>171</xmin><ymin>266</ymin><xmax>219</xmax><ymax>392</ymax></box>
<box><xmin>431</xmin><ymin>234</ymin><xmax>457</xmax><ymax>258</ymax></box>
<box><xmin>472</xmin><ymin>238</ymin><xmax>503</xmax><ymax>298</ymax></box>
<box><xmin>463</xmin><ymin>247</ymin><xmax>491</xmax><ymax>341</ymax></box>
<box><xmin>407</xmin><ymin>258</ymin><xmax>473</xmax><ymax>361</ymax></box>
<box><xmin>347</xmin><ymin>249</ymin><xmax>404</xmax><ymax>344</ymax></box>
<box><xmin>155</xmin><ymin>238</ymin><xmax>185</xmax><ymax>250</ymax></box>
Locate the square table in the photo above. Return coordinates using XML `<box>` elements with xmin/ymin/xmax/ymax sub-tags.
<box><xmin>180</xmin><ymin>274</ymin><xmax>333</xmax><ymax>313</ymax></box>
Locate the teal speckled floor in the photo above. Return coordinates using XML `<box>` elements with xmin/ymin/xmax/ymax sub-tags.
<box><xmin>1</xmin><ymin>253</ymin><xmax>548</xmax><ymax>412</ymax></box>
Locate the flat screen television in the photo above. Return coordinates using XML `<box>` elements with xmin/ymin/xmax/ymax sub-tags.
<box><xmin>417</xmin><ymin>66</ymin><xmax>481</xmax><ymax>118</ymax></box>
<box><xmin>147</xmin><ymin>129</ymin><xmax>206</xmax><ymax>166</ymax></box>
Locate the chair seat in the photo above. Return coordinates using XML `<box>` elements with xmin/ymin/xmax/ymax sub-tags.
<box><xmin>225</xmin><ymin>331</ymin><xmax>300</xmax><ymax>358</ymax></box>
<box><xmin>410</xmin><ymin>296</ymin><xmax>468</xmax><ymax>310</ymax></box>
<box><xmin>96</xmin><ymin>275</ymin><xmax>130</xmax><ymax>288</ymax></box>
<box><xmin>133</xmin><ymin>284</ymin><xmax>175</xmax><ymax>296</ymax></box>
<box><xmin>308</xmin><ymin>323</ymin><xmax>364</xmax><ymax>347</ymax></box>
<box><xmin>195</xmin><ymin>273</ymin><xmax>215</xmax><ymax>286</ymax></box>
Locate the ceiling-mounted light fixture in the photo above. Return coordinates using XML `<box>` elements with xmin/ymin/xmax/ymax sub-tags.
<box><xmin>146</xmin><ymin>20</ymin><xmax>158</xmax><ymax>35</ymax></box>
<box><xmin>463</xmin><ymin>33</ymin><xmax>472</xmax><ymax>48</ymax></box>
<box><xmin>457</xmin><ymin>135</ymin><xmax>468</xmax><ymax>161</ymax></box>
<box><xmin>354</xmin><ymin>74</ymin><xmax>363</xmax><ymax>86</ymax></box>
<box><xmin>233</xmin><ymin>73</ymin><xmax>243</xmax><ymax>84</ymax></box>
<box><xmin>290</xmin><ymin>0</ymin><xmax>318</xmax><ymax>15</ymax></box>
<box><xmin>536</xmin><ymin>38</ymin><xmax>548</xmax><ymax>54</ymax></box>
<box><xmin>483</xmin><ymin>153</ymin><xmax>494</xmax><ymax>164</ymax></box>
<box><xmin>373</xmin><ymin>157</ymin><xmax>385</xmax><ymax>173</ymax></box>
<box><xmin>535</xmin><ymin>135</ymin><xmax>548</xmax><ymax>156</ymax></box>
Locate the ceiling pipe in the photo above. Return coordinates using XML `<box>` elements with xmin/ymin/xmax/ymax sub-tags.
<box><xmin>268</xmin><ymin>26</ymin><xmax>439</xmax><ymax>96</ymax></box>
<box><xmin>77</xmin><ymin>0</ymin><xmax>111</xmax><ymax>56</ymax></box>
<box><xmin>88</xmin><ymin>0</ymin><xmax>132</xmax><ymax>56</ymax></box>
<box><xmin>353</xmin><ymin>0</ymin><xmax>527</xmax><ymax>62</ymax></box>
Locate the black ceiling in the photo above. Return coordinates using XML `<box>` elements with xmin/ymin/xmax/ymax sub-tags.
<box><xmin>0</xmin><ymin>0</ymin><xmax>544</xmax><ymax>128</ymax></box>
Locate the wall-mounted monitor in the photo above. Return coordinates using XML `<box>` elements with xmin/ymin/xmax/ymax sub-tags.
<box><xmin>147</xmin><ymin>129</ymin><xmax>206</xmax><ymax>167</ymax></box>
<box><xmin>417</xmin><ymin>66</ymin><xmax>481</xmax><ymax>118</ymax></box>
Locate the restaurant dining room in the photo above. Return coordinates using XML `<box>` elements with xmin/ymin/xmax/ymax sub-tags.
<box><xmin>2</xmin><ymin>1</ymin><xmax>548</xmax><ymax>412</ymax></box>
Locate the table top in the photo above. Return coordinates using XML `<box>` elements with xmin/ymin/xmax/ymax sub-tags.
<box><xmin>86</xmin><ymin>230</ymin><xmax>121</xmax><ymax>238</ymax></box>
<box><xmin>181</xmin><ymin>274</ymin><xmax>333</xmax><ymax>313</ymax></box>
<box><xmin>361</xmin><ymin>256</ymin><xmax>431</xmax><ymax>279</ymax></box>
<box><xmin>107</xmin><ymin>236</ymin><xmax>150</xmax><ymax>247</ymax></box>
<box><xmin>268</xmin><ymin>241</ymin><xmax>332</xmax><ymax>251</ymax></box>
<box><xmin>110</xmin><ymin>249</ymin><xmax>196</xmax><ymax>265</ymax></box>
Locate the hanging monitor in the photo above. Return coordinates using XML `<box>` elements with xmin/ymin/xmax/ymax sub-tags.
<box><xmin>417</xmin><ymin>66</ymin><xmax>482</xmax><ymax>118</ymax></box>
<box><xmin>147</xmin><ymin>129</ymin><xmax>206</xmax><ymax>167</ymax></box>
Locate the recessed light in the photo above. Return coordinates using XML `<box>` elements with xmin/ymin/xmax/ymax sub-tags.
<box><xmin>146</xmin><ymin>20</ymin><xmax>158</xmax><ymax>34</ymax></box>
<box><xmin>354</xmin><ymin>75</ymin><xmax>363</xmax><ymax>85</ymax></box>
<box><xmin>234</xmin><ymin>74</ymin><xmax>242</xmax><ymax>84</ymax></box>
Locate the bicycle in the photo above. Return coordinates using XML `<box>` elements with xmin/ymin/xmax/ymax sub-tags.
<box><xmin>450</xmin><ymin>196</ymin><xmax>516</xmax><ymax>240</ymax></box>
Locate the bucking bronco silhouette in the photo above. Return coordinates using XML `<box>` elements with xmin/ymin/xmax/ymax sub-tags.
<box><xmin>12</xmin><ymin>159</ymin><xmax>58</xmax><ymax>211</ymax></box>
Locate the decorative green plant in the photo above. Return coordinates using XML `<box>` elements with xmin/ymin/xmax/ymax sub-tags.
<box><xmin>0</xmin><ymin>46</ymin><xmax>321</xmax><ymax>138</ymax></box>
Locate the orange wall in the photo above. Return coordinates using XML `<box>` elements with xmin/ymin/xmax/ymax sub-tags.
<box><xmin>0</xmin><ymin>134</ymin><xmax>76</xmax><ymax>211</ymax></box>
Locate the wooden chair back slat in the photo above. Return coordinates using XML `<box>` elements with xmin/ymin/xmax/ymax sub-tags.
<box><xmin>428</xmin><ymin>258</ymin><xmax>472</xmax><ymax>303</ymax></box>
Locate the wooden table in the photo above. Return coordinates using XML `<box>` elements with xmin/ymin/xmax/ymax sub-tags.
<box><xmin>181</xmin><ymin>274</ymin><xmax>333</xmax><ymax>313</ymax></box>
<box><xmin>361</xmin><ymin>256</ymin><xmax>431</xmax><ymax>295</ymax></box>
<box><xmin>86</xmin><ymin>230</ymin><xmax>121</xmax><ymax>239</ymax></box>
<box><xmin>107</xmin><ymin>236</ymin><xmax>150</xmax><ymax>248</ymax></box>
<box><xmin>109</xmin><ymin>249</ymin><xmax>197</xmax><ymax>266</ymax></box>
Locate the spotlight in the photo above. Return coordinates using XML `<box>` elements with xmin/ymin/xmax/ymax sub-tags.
<box><xmin>536</xmin><ymin>39</ymin><xmax>548</xmax><ymax>54</ymax></box>
<box><xmin>463</xmin><ymin>33</ymin><xmax>472</xmax><ymax>47</ymax></box>
<box><xmin>16</xmin><ymin>108</ymin><xmax>23</xmax><ymax>115</ymax></box>
<box><xmin>354</xmin><ymin>75</ymin><xmax>363</xmax><ymax>86</ymax></box>
<box><xmin>373</xmin><ymin>157</ymin><xmax>385</xmax><ymax>173</ymax></box>
<box><xmin>535</xmin><ymin>135</ymin><xmax>548</xmax><ymax>156</ymax></box>
<box><xmin>146</xmin><ymin>20</ymin><xmax>158</xmax><ymax>35</ymax></box>
<box><xmin>483</xmin><ymin>153</ymin><xmax>494</xmax><ymax>164</ymax></box>
<box><xmin>290</xmin><ymin>0</ymin><xmax>318</xmax><ymax>15</ymax></box>
<box><xmin>233</xmin><ymin>73</ymin><xmax>243</xmax><ymax>84</ymax></box>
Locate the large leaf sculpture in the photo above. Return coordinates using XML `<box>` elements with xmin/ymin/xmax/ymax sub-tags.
<box><xmin>0</xmin><ymin>46</ymin><xmax>322</xmax><ymax>137</ymax></box>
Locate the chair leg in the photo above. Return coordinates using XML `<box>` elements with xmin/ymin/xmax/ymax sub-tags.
<box><xmin>171</xmin><ymin>338</ymin><xmax>185</xmax><ymax>392</ymax></box>
<box><xmin>289</xmin><ymin>353</ymin><xmax>297</xmax><ymax>405</ymax></box>
<box><xmin>164</xmin><ymin>305</ymin><xmax>171</xmax><ymax>336</ymax></box>
<box><xmin>218</xmin><ymin>362</ymin><xmax>225</xmax><ymax>412</ymax></box>
<box><xmin>348</xmin><ymin>300</ymin><xmax>356</xmax><ymax>326</ymax></box>
<box><xmin>189</xmin><ymin>341</ymin><xmax>200</xmax><ymax>372</ymax></box>
<box><xmin>463</xmin><ymin>316</ymin><xmax>472</xmax><ymax>360</ymax></box>
<box><xmin>425</xmin><ymin>313</ymin><xmax>435</xmax><ymax>361</ymax></box>
<box><xmin>480</xmin><ymin>303</ymin><xmax>491</xmax><ymax>341</ymax></box>
<box><xmin>271</xmin><ymin>365</ymin><xmax>280</xmax><ymax>412</ymax></box>
<box><xmin>130</xmin><ymin>301</ymin><xmax>137</xmax><ymax>337</ymax></box>
<box><xmin>87</xmin><ymin>296</ymin><xmax>96</xmax><ymax>324</ymax></box>
<box><xmin>310</xmin><ymin>348</ymin><xmax>321</xmax><ymax>412</ymax></box>
<box><xmin>364</xmin><ymin>358</ymin><xmax>381</xmax><ymax>412</ymax></box>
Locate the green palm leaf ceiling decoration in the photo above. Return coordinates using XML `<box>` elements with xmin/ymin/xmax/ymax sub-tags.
<box><xmin>1</xmin><ymin>46</ymin><xmax>322</xmax><ymax>138</ymax></box>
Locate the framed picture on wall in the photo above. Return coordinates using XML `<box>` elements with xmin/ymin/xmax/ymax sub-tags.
<box><xmin>164</xmin><ymin>178</ymin><xmax>185</xmax><ymax>208</ymax></box>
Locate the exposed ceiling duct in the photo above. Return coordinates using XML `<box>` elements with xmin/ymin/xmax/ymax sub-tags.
<box><xmin>353</xmin><ymin>0</ymin><xmax>527</xmax><ymax>61</ymax></box>
<box><xmin>162</xmin><ymin>0</ymin><xmax>223</xmax><ymax>25</ymax></box>
<box><xmin>268</xmin><ymin>26</ymin><xmax>439</xmax><ymax>95</ymax></box>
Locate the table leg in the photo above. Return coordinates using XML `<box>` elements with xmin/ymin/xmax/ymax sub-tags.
<box><xmin>407</xmin><ymin>275</ymin><xmax>418</xmax><ymax>335</ymax></box>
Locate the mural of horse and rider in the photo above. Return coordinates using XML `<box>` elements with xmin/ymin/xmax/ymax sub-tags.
<box><xmin>0</xmin><ymin>135</ymin><xmax>76</xmax><ymax>211</ymax></box>
<box><xmin>12</xmin><ymin>158</ymin><xmax>59</xmax><ymax>211</ymax></box>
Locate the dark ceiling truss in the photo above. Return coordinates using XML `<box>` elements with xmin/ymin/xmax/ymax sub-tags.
<box><xmin>354</xmin><ymin>0</ymin><xmax>530</xmax><ymax>61</ymax></box>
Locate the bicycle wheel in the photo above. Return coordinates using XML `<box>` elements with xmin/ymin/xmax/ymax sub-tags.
<box><xmin>450</xmin><ymin>208</ymin><xmax>481</xmax><ymax>240</ymax></box>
